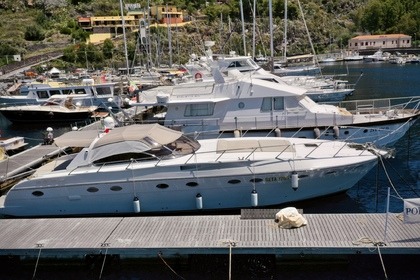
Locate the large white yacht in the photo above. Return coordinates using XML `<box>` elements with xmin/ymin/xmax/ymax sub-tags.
<box><xmin>129</xmin><ymin>70</ymin><xmax>420</xmax><ymax>147</ymax></box>
<box><xmin>0</xmin><ymin>123</ymin><xmax>391</xmax><ymax>217</ymax></box>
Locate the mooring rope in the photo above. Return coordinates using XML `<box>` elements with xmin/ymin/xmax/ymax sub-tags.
<box><xmin>32</xmin><ymin>243</ymin><xmax>43</xmax><ymax>280</ymax></box>
<box><xmin>98</xmin><ymin>245</ymin><xmax>108</xmax><ymax>280</ymax></box>
<box><xmin>376</xmin><ymin>243</ymin><xmax>389</xmax><ymax>280</ymax></box>
<box><xmin>157</xmin><ymin>252</ymin><xmax>185</xmax><ymax>280</ymax></box>
<box><xmin>352</xmin><ymin>237</ymin><xmax>388</xmax><ymax>279</ymax></box>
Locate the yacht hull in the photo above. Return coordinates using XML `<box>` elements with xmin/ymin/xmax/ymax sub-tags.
<box><xmin>0</xmin><ymin>158</ymin><xmax>378</xmax><ymax>217</ymax></box>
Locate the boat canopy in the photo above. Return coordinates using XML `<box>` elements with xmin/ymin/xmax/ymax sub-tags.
<box><xmin>54</xmin><ymin>129</ymin><xmax>101</xmax><ymax>147</ymax></box>
<box><xmin>54</xmin><ymin>124</ymin><xmax>184</xmax><ymax>158</ymax></box>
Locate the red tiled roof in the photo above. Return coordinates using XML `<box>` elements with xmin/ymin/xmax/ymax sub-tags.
<box><xmin>352</xmin><ymin>34</ymin><xmax>410</xmax><ymax>40</ymax></box>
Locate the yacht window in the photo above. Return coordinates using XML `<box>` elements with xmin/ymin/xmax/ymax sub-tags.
<box><xmin>184</xmin><ymin>103</ymin><xmax>214</xmax><ymax>117</ymax></box>
<box><xmin>36</xmin><ymin>91</ymin><xmax>49</xmax><ymax>99</ymax></box>
<box><xmin>228</xmin><ymin>179</ymin><xmax>241</xmax><ymax>184</ymax></box>
<box><xmin>87</xmin><ymin>187</ymin><xmax>99</xmax><ymax>192</ymax></box>
<box><xmin>62</xmin><ymin>89</ymin><xmax>73</xmax><ymax>95</ymax></box>
<box><xmin>32</xmin><ymin>191</ymin><xmax>44</xmax><ymax>197</ymax></box>
<box><xmin>247</xmin><ymin>59</ymin><xmax>259</xmax><ymax>68</ymax></box>
<box><xmin>74</xmin><ymin>88</ymin><xmax>86</xmax><ymax>94</ymax></box>
<box><xmin>110</xmin><ymin>186</ymin><xmax>122</xmax><ymax>191</ymax></box>
<box><xmin>261</xmin><ymin>97</ymin><xmax>284</xmax><ymax>111</ymax></box>
<box><xmin>228</xmin><ymin>61</ymin><xmax>243</xmax><ymax>68</ymax></box>
<box><xmin>250</xmin><ymin>178</ymin><xmax>263</xmax><ymax>183</ymax></box>
<box><xmin>186</xmin><ymin>182</ymin><xmax>199</xmax><ymax>187</ymax></box>
<box><xmin>156</xmin><ymin>183</ymin><xmax>169</xmax><ymax>189</ymax></box>
<box><xmin>261</xmin><ymin>97</ymin><xmax>272</xmax><ymax>112</ymax></box>
<box><xmin>273</xmin><ymin>97</ymin><xmax>284</xmax><ymax>110</ymax></box>
<box><xmin>96</xmin><ymin>86</ymin><xmax>112</xmax><ymax>95</ymax></box>
<box><xmin>50</xmin><ymin>90</ymin><xmax>61</xmax><ymax>96</ymax></box>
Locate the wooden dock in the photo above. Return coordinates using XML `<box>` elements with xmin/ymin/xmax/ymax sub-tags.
<box><xmin>0</xmin><ymin>212</ymin><xmax>419</xmax><ymax>260</ymax></box>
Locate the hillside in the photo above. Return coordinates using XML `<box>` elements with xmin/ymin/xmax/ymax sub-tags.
<box><xmin>0</xmin><ymin>0</ymin><xmax>419</xmax><ymax>71</ymax></box>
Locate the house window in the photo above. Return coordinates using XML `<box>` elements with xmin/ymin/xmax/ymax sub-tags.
<box><xmin>184</xmin><ymin>103</ymin><xmax>214</xmax><ymax>117</ymax></box>
<box><xmin>383</xmin><ymin>41</ymin><xmax>385</xmax><ymax>45</ymax></box>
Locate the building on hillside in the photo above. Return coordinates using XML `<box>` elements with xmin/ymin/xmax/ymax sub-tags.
<box><xmin>77</xmin><ymin>4</ymin><xmax>184</xmax><ymax>44</ymax></box>
<box><xmin>348</xmin><ymin>34</ymin><xmax>411</xmax><ymax>51</ymax></box>
<box><xmin>78</xmin><ymin>15</ymin><xmax>143</xmax><ymax>44</ymax></box>
<box><xmin>150</xmin><ymin>5</ymin><xmax>183</xmax><ymax>24</ymax></box>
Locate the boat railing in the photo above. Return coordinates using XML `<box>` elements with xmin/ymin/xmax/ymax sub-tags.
<box><xmin>322</xmin><ymin>96</ymin><xmax>420</xmax><ymax>115</ymax></box>
<box><xmin>132</xmin><ymin>97</ymin><xmax>419</xmax><ymax>134</ymax></box>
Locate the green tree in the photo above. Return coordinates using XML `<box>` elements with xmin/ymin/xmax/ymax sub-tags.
<box><xmin>102</xmin><ymin>39</ymin><xmax>115</xmax><ymax>60</ymax></box>
<box><xmin>24</xmin><ymin>25</ymin><xmax>45</xmax><ymax>41</ymax></box>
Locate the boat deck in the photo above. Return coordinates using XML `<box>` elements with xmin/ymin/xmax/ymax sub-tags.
<box><xmin>0</xmin><ymin>144</ymin><xmax>67</xmax><ymax>192</ymax></box>
<box><xmin>0</xmin><ymin>211</ymin><xmax>418</xmax><ymax>260</ymax></box>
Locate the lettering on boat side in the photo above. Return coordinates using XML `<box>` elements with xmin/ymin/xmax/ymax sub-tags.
<box><xmin>265</xmin><ymin>176</ymin><xmax>288</xmax><ymax>182</ymax></box>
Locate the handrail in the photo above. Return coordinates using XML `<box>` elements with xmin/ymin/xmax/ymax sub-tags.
<box><xmin>65</xmin><ymin>139</ymin><xmax>382</xmax><ymax>174</ymax></box>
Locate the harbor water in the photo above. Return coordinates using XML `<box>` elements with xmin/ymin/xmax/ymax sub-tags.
<box><xmin>0</xmin><ymin>61</ymin><xmax>419</xmax><ymax>279</ymax></box>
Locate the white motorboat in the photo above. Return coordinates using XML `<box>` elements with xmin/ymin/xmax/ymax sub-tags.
<box><xmin>129</xmin><ymin>70</ymin><xmax>420</xmax><ymax>147</ymax></box>
<box><xmin>272</xmin><ymin>62</ymin><xmax>321</xmax><ymax>76</ymax></box>
<box><xmin>0</xmin><ymin>81</ymin><xmax>121</xmax><ymax>109</ymax></box>
<box><xmin>0</xmin><ymin>123</ymin><xmax>391</xmax><ymax>217</ymax></box>
<box><xmin>0</xmin><ymin>94</ymin><xmax>99</xmax><ymax>124</ymax></box>
<box><xmin>363</xmin><ymin>50</ymin><xmax>390</xmax><ymax>62</ymax></box>
<box><xmin>185</xmin><ymin>53</ymin><xmax>356</xmax><ymax>102</ymax></box>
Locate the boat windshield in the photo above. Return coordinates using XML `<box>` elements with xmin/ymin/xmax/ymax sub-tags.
<box><xmin>93</xmin><ymin>135</ymin><xmax>200</xmax><ymax>165</ymax></box>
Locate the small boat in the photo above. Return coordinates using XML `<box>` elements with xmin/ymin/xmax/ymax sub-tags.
<box><xmin>0</xmin><ymin>136</ymin><xmax>28</xmax><ymax>155</ymax></box>
<box><xmin>0</xmin><ymin>122</ymin><xmax>391</xmax><ymax>217</ymax></box>
<box><xmin>343</xmin><ymin>52</ymin><xmax>364</xmax><ymax>61</ymax></box>
<box><xmin>0</xmin><ymin>94</ymin><xmax>98</xmax><ymax>124</ymax></box>
<box><xmin>363</xmin><ymin>50</ymin><xmax>390</xmax><ymax>62</ymax></box>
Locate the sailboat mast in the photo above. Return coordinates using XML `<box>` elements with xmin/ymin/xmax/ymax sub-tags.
<box><xmin>119</xmin><ymin>0</ymin><xmax>130</xmax><ymax>75</ymax></box>
<box><xmin>166</xmin><ymin>4</ymin><xmax>173</xmax><ymax>67</ymax></box>
<box><xmin>252</xmin><ymin>0</ymin><xmax>256</xmax><ymax>60</ymax></box>
<box><xmin>269</xmin><ymin>0</ymin><xmax>274</xmax><ymax>72</ymax></box>
<box><xmin>284</xmin><ymin>0</ymin><xmax>288</xmax><ymax>63</ymax></box>
<box><xmin>239</xmin><ymin>0</ymin><xmax>247</xmax><ymax>55</ymax></box>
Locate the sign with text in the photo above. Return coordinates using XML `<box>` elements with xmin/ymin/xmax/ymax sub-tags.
<box><xmin>403</xmin><ymin>198</ymin><xmax>420</xmax><ymax>224</ymax></box>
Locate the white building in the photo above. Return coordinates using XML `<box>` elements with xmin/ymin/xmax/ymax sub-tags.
<box><xmin>348</xmin><ymin>34</ymin><xmax>411</xmax><ymax>51</ymax></box>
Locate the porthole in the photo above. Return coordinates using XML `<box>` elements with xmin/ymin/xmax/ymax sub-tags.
<box><xmin>238</xmin><ymin>102</ymin><xmax>245</xmax><ymax>109</ymax></box>
<box><xmin>32</xmin><ymin>191</ymin><xmax>44</xmax><ymax>197</ymax></box>
<box><xmin>110</xmin><ymin>186</ymin><xmax>122</xmax><ymax>191</ymax></box>
<box><xmin>363</xmin><ymin>129</ymin><xmax>368</xmax><ymax>133</ymax></box>
<box><xmin>186</xmin><ymin>182</ymin><xmax>199</xmax><ymax>187</ymax></box>
<box><xmin>344</xmin><ymin>131</ymin><xmax>349</xmax><ymax>135</ymax></box>
<box><xmin>326</xmin><ymin>171</ymin><xmax>337</xmax><ymax>175</ymax></box>
<box><xmin>87</xmin><ymin>187</ymin><xmax>99</xmax><ymax>193</ymax></box>
<box><xmin>228</xmin><ymin>179</ymin><xmax>241</xmax><ymax>184</ymax></box>
<box><xmin>249</xmin><ymin>178</ymin><xmax>263</xmax><ymax>183</ymax></box>
<box><xmin>298</xmin><ymin>174</ymin><xmax>309</xmax><ymax>178</ymax></box>
<box><xmin>156</xmin><ymin>183</ymin><xmax>169</xmax><ymax>189</ymax></box>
